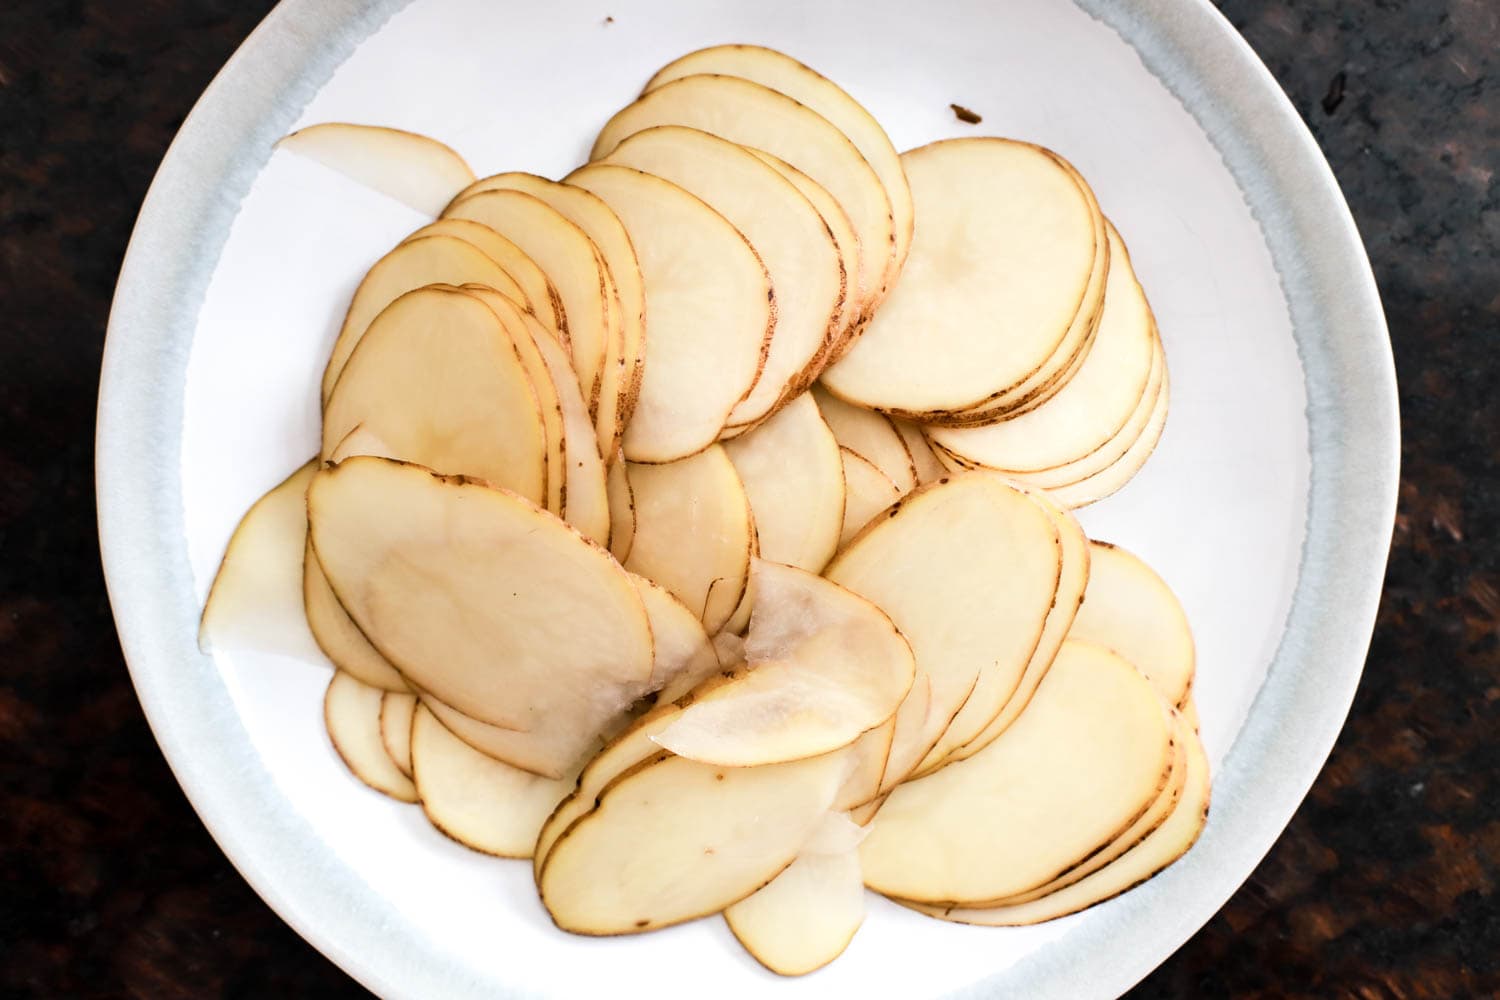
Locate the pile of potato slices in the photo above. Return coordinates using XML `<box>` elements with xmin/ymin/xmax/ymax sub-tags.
<box><xmin>200</xmin><ymin>44</ymin><xmax>1206</xmax><ymax>977</ymax></box>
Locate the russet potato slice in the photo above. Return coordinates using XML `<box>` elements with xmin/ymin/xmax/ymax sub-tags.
<box><xmin>308</xmin><ymin>457</ymin><xmax>654</xmax><ymax>767</ymax></box>
<box><xmin>1068</xmin><ymin>540</ymin><xmax>1196</xmax><ymax>706</ymax></box>
<box><xmin>724</xmin><ymin>844</ymin><xmax>865</xmax><ymax>976</ymax></box>
<box><xmin>822</xmin><ymin>139</ymin><xmax>1103</xmax><ymax>417</ymax></box>
<box><xmin>814</xmin><ymin>385</ymin><xmax>917</xmax><ymax>492</ymax></box>
<box><xmin>825</xmin><ymin>474</ymin><xmax>1062</xmax><ymax>793</ymax></box>
<box><xmin>837</xmin><ymin>447</ymin><xmax>902</xmax><ymax>550</ymax></box>
<box><xmin>409</xmin><ymin>705</ymin><xmax>579</xmax><ymax>859</ymax></box>
<box><xmin>860</xmin><ymin>641</ymin><xmax>1173</xmax><ymax>905</ymax></box>
<box><xmin>623</xmin><ymin>446</ymin><xmax>754</xmax><ymax>635</ymax></box>
<box><xmin>602</xmin><ymin>126</ymin><xmax>845</xmax><ymax>429</ymax></box>
<box><xmin>379</xmin><ymin>691</ymin><xmax>417</xmax><ymax>779</ymax></box>
<box><xmin>277</xmin><ymin>122</ymin><xmax>474</xmax><ymax>217</ymax></box>
<box><xmin>538</xmin><ymin>747</ymin><xmax>853</xmax><ymax>935</ymax></box>
<box><xmin>323</xmin><ymin>670</ymin><xmax>417</xmax><ymax>803</ymax></box>
<box><xmin>402</xmin><ymin>218</ymin><xmax>561</xmax><ymax>334</ymax></box>
<box><xmin>644</xmin><ymin>44</ymin><xmax>913</xmax><ymax>280</ymax></box>
<box><xmin>647</xmin><ymin>559</ymin><xmax>914</xmax><ymax>767</ymax></box>
<box><xmin>321</xmin><ymin>286</ymin><xmax>548</xmax><ymax>505</ymax></box>
<box><xmin>723</xmin><ymin>392</ymin><xmax>845</xmax><ymax>573</ymax></box>
<box><xmin>591</xmin><ymin>74</ymin><xmax>894</xmax><ymax>316</ymax></box>
<box><xmin>567</xmin><ymin>163</ymin><xmax>772</xmax><ymax>463</ymax></box>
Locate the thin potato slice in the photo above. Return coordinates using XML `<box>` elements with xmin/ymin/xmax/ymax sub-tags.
<box><xmin>1069</xmin><ymin>540</ymin><xmax>1195</xmax><ymax>706</ymax></box>
<box><xmin>303</xmin><ymin>542</ymin><xmax>407</xmax><ymax>692</ymax></box>
<box><xmin>644</xmin><ymin>44</ymin><xmax>913</xmax><ymax>278</ymax></box>
<box><xmin>566</xmin><ymin>164</ymin><xmax>772</xmax><ymax>462</ymax></box>
<box><xmin>591</xmin><ymin>74</ymin><xmax>895</xmax><ymax>313</ymax></box>
<box><xmin>630</xmin><ymin>574</ymin><xmax>720</xmax><ymax>705</ymax></box>
<box><xmin>860</xmin><ymin>641</ymin><xmax>1172</xmax><ymax>904</ymax></box>
<box><xmin>1047</xmin><ymin>359</ymin><xmax>1170</xmax><ymax>508</ymax></box>
<box><xmin>814</xmin><ymin>385</ymin><xmax>916</xmax><ymax>492</ymax></box>
<box><xmin>838</xmin><ymin>447</ymin><xmax>902</xmax><ymax>549</ymax></box>
<box><xmin>909</xmin><ymin>721</ymin><xmax>1209</xmax><ymax>926</ymax></box>
<box><xmin>524</xmin><ymin>313</ymin><xmax>611</xmax><ymax>545</ymax></box>
<box><xmin>321</xmin><ymin>286</ymin><xmax>548</xmax><ymax>504</ymax></box>
<box><xmin>379</xmin><ymin>691</ymin><xmax>417</xmax><ymax>779</ymax></box>
<box><xmin>407</xmin><ymin>219</ymin><xmax>562</xmax><ymax>335</ymax></box>
<box><xmin>320</xmin><ymin>235</ymin><xmax>529</xmax><ymax>406</ymax></box>
<box><xmin>199</xmin><ymin>460</ymin><xmax>322</xmax><ymax>662</ymax></box>
<box><xmin>1182</xmin><ymin>693</ymin><xmax>1201</xmax><ymax>733</ymax></box>
<box><xmin>445</xmin><ymin>189</ymin><xmax>612</xmax><ymax>416</ymax></box>
<box><xmin>822</xmin><ymin>139</ymin><xmax>1102</xmax><ymax>416</ymax></box>
<box><xmin>825</xmin><ymin>474</ymin><xmax>1061</xmax><ymax>799</ymax></box>
<box><xmin>409</xmin><ymin>705</ymin><xmax>578</xmax><ymax>858</ymax></box>
<box><xmin>647</xmin><ymin>560</ymin><xmax>914</xmax><ymax>767</ymax></box>
<box><xmin>624</xmin><ymin>446</ymin><xmax>754</xmax><ymax>634</ymax></box>
<box><xmin>723</xmin><ymin>392</ymin><xmax>845</xmax><ymax>573</ymax></box>
<box><xmin>602</xmin><ymin>126</ymin><xmax>845</xmax><ymax>428</ymax></box>
<box><xmin>833</xmin><ymin>717</ymin><xmax>896</xmax><ymax>812</ymax></box>
<box><xmin>538</xmin><ymin>748</ymin><xmax>852</xmax><ymax>935</ymax></box>
<box><xmin>308</xmin><ymin>457</ymin><xmax>653</xmax><ymax>771</ymax></box>
<box><xmin>324</xmin><ymin>670</ymin><xmax>418</xmax><ymax>802</ymax></box>
<box><xmin>724</xmin><ymin>847</ymin><xmax>865</xmax><ymax>977</ymax></box>
<box><xmin>893</xmin><ymin>420</ymin><xmax>947</xmax><ymax>486</ymax></box>
<box><xmin>606</xmin><ymin>457</ymin><xmax>636</xmax><ymax>563</ymax></box>
<box><xmin>277</xmin><ymin>122</ymin><xmax>474</xmax><ymax>216</ymax></box>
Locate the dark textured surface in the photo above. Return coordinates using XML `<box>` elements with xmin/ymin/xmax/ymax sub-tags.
<box><xmin>0</xmin><ymin>1</ymin><xmax>1495</xmax><ymax>997</ymax></box>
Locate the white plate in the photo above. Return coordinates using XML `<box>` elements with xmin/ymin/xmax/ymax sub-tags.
<box><xmin>97</xmin><ymin>1</ymin><xmax>1398</xmax><ymax>996</ymax></box>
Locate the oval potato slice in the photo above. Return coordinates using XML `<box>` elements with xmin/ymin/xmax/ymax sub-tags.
<box><xmin>813</xmin><ymin>385</ymin><xmax>916</xmax><ymax>492</ymax></box>
<box><xmin>724</xmin><ymin>846</ymin><xmax>865</xmax><ymax>977</ymax></box>
<box><xmin>837</xmin><ymin>447</ymin><xmax>901</xmax><ymax>550</ymax></box>
<box><xmin>302</xmin><ymin>542</ymin><xmax>407</xmax><ymax>692</ymax></box>
<box><xmin>405</xmin><ymin>218</ymin><xmax>562</xmax><ymax>335</ymax></box>
<box><xmin>324</xmin><ymin>670</ymin><xmax>417</xmax><ymax>802</ymax></box>
<box><xmin>379</xmin><ymin>691</ymin><xmax>417</xmax><ymax>779</ymax></box>
<box><xmin>624</xmin><ymin>446</ymin><xmax>754</xmax><ymax>635</ymax></box>
<box><xmin>277</xmin><ymin>122</ymin><xmax>474</xmax><ymax>217</ymax></box>
<box><xmin>602</xmin><ymin>126</ymin><xmax>845</xmax><ymax>429</ymax></box>
<box><xmin>723</xmin><ymin>392</ymin><xmax>845</xmax><ymax>573</ymax></box>
<box><xmin>566</xmin><ymin>163</ymin><xmax>772</xmax><ymax>462</ymax></box>
<box><xmin>523</xmin><ymin>312</ymin><xmax>611</xmax><ymax>546</ymax></box>
<box><xmin>860</xmin><ymin>640</ymin><xmax>1173</xmax><ymax>905</ymax></box>
<box><xmin>1047</xmin><ymin>358</ymin><xmax>1170</xmax><ymax>508</ymax></box>
<box><xmin>643</xmin><ymin>44</ymin><xmax>913</xmax><ymax>279</ymax></box>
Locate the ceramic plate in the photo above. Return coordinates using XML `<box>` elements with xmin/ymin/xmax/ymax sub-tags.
<box><xmin>98</xmin><ymin>1</ymin><xmax>1398</xmax><ymax>996</ymax></box>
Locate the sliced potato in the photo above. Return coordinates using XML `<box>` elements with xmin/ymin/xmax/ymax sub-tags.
<box><xmin>445</xmin><ymin>188</ymin><xmax>612</xmax><ymax>416</ymax></box>
<box><xmin>821</xmin><ymin>139</ymin><xmax>1103</xmax><ymax>417</ymax></box>
<box><xmin>566</xmin><ymin>164</ymin><xmax>772</xmax><ymax>462</ymax></box>
<box><xmin>647</xmin><ymin>560</ymin><xmax>914</xmax><ymax>767</ymax></box>
<box><xmin>833</xmin><ymin>717</ymin><xmax>895</xmax><ymax>812</ymax></box>
<box><xmin>860</xmin><ymin>641</ymin><xmax>1172</xmax><ymax>905</ymax></box>
<box><xmin>813</xmin><ymin>385</ymin><xmax>916</xmax><ymax>492</ymax></box>
<box><xmin>277</xmin><ymin>122</ymin><xmax>474</xmax><ymax>217</ymax></box>
<box><xmin>1069</xmin><ymin>540</ymin><xmax>1195</xmax><ymax>706</ymax></box>
<box><xmin>379</xmin><ymin>691</ymin><xmax>417</xmax><ymax>779</ymax></box>
<box><xmin>524</xmin><ymin>312</ymin><xmax>611</xmax><ymax>546</ymax></box>
<box><xmin>724</xmin><ymin>846</ymin><xmax>865</xmax><ymax>976</ymax></box>
<box><xmin>308</xmin><ymin>457</ymin><xmax>653</xmax><ymax>773</ymax></box>
<box><xmin>409</xmin><ymin>705</ymin><xmax>578</xmax><ymax>858</ymax></box>
<box><xmin>643</xmin><ymin>44</ymin><xmax>913</xmax><ymax>278</ymax></box>
<box><xmin>591</xmin><ymin>74</ymin><xmax>894</xmax><ymax>313</ymax></box>
<box><xmin>825</xmin><ymin>474</ymin><xmax>1061</xmax><ymax>788</ymax></box>
<box><xmin>723</xmin><ymin>392</ymin><xmax>845</xmax><ymax>573</ymax></box>
<box><xmin>199</xmin><ymin>460</ymin><xmax>322</xmax><ymax>661</ymax></box>
<box><xmin>893</xmin><ymin>420</ymin><xmax>947</xmax><ymax>486</ymax></box>
<box><xmin>602</xmin><ymin>126</ymin><xmax>845</xmax><ymax>428</ymax></box>
<box><xmin>302</xmin><ymin>542</ymin><xmax>408</xmax><ymax>692</ymax></box>
<box><xmin>322</xmin><ymin>286</ymin><xmax>548</xmax><ymax>504</ymax></box>
<box><xmin>324</xmin><ymin>670</ymin><xmax>418</xmax><ymax>802</ymax></box>
<box><xmin>401</xmin><ymin>219</ymin><xmax>535</xmax><ymax>313</ymax></box>
<box><xmin>909</xmin><ymin>720</ymin><xmax>1209</xmax><ymax>926</ymax></box>
<box><xmin>623</xmin><ymin>446</ymin><xmax>753</xmax><ymax>634</ymax></box>
<box><xmin>630</xmin><ymin>574</ymin><xmax>720</xmax><ymax>705</ymax></box>
<box><xmin>606</xmin><ymin>456</ymin><xmax>636</xmax><ymax>562</ymax></box>
<box><xmin>837</xmin><ymin>447</ymin><xmax>902</xmax><ymax>549</ymax></box>
<box><xmin>1047</xmin><ymin>357</ymin><xmax>1170</xmax><ymax>508</ymax></box>
<box><xmin>320</xmin><ymin>235</ymin><xmax>527</xmax><ymax>406</ymax></box>
<box><xmin>538</xmin><ymin>747</ymin><xmax>852</xmax><ymax>934</ymax></box>
<box><xmin>1181</xmin><ymin>691</ymin><xmax>1201</xmax><ymax>733</ymax></box>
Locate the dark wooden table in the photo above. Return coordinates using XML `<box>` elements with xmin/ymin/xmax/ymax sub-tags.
<box><xmin>1</xmin><ymin>2</ymin><xmax>1495</xmax><ymax>997</ymax></box>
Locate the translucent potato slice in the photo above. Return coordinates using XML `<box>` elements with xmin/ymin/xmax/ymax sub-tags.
<box><xmin>832</xmin><ymin>716</ymin><xmax>896</xmax><ymax>813</ymax></box>
<box><xmin>323</xmin><ymin>670</ymin><xmax>417</xmax><ymax>802</ymax></box>
<box><xmin>591</xmin><ymin>74</ymin><xmax>894</xmax><ymax>315</ymax></box>
<box><xmin>409</xmin><ymin>705</ymin><xmax>578</xmax><ymax>858</ymax></box>
<box><xmin>406</xmin><ymin>218</ymin><xmax>562</xmax><ymax>335</ymax></box>
<box><xmin>724</xmin><ymin>846</ymin><xmax>865</xmax><ymax>976</ymax></box>
<box><xmin>538</xmin><ymin>747</ymin><xmax>852</xmax><ymax>935</ymax></box>
<box><xmin>566</xmin><ymin>163</ymin><xmax>772</xmax><ymax>463</ymax></box>
<box><xmin>320</xmin><ymin>235</ymin><xmax>529</xmax><ymax>406</ymax></box>
<box><xmin>199</xmin><ymin>460</ymin><xmax>322</xmax><ymax>662</ymax></box>
<box><xmin>277</xmin><ymin>122</ymin><xmax>474</xmax><ymax>216</ymax></box>
<box><xmin>606</xmin><ymin>456</ymin><xmax>636</xmax><ymax>563</ymax></box>
<box><xmin>647</xmin><ymin>560</ymin><xmax>914</xmax><ymax>767</ymax></box>
<box><xmin>861</xmin><ymin>641</ymin><xmax>1173</xmax><ymax>905</ymax></box>
<box><xmin>723</xmin><ymin>392</ymin><xmax>845</xmax><ymax>573</ymax></box>
<box><xmin>308</xmin><ymin>457</ymin><xmax>653</xmax><ymax>769</ymax></box>
<box><xmin>602</xmin><ymin>126</ymin><xmax>845</xmax><ymax>428</ymax></box>
<box><xmin>1069</xmin><ymin>540</ymin><xmax>1196</xmax><ymax>706</ymax></box>
<box><xmin>644</xmin><ymin>44</ymin><xmax>913</xmax><ymax>279</ymax></box>
<box><xmin>837</xmin><ymin>447</ymin><xmax>901</xmax><ymax>550</ymax></box>
<box><xmin>623</xmin><ymin>446</ymin><xmax>754</xmax><ymax>635</ymax></box>
<box><xmin>825</xmin><ymin>474</ymin><xmax>1061</xmax><ymax>802</ymax></box>
<box><xmin>524</xmin><ymin>312</ymin><xmax>611</xmax><ymax>546</ymax></box>
<box><xmin>321</xmin><ymin>286</ymin><xmax>548</xmax><ymax>505</ymax></box>
<box><xmin>822</xmin><ymin>139</ymin><xmax>1102</xmax><ymax>416</ymax></box>
<box><xmin>813</xmin><ymin>385</ymin><xmax>916</xmax><ymax>493</ymax></box>
<box><xmin>302</xmin><ymin>542</ymin><xmax>407</xmax><ymax>692</ymax></box>
<box><xmin>629</xmin><ymin>574</ymin><xmax>720</xmax><ymax>705</ymax></box>
<box><xmin>379</xmin><ymin>690</ymin><xmax>417</xmax><ymax>779</ymax></box>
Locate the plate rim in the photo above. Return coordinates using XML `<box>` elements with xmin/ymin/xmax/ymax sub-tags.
<box><xmin>96</xmin><ymin>1</ymin><xmax>1398</xmax><ymax>997</ymax></box>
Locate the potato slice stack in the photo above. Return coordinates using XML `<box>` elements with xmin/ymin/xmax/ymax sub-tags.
<box><xmin>202</xmin><ymin>43</ymin><xmax>1207</xmax><ymax>979</ymax></box>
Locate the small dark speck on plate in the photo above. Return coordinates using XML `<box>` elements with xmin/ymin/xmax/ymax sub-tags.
<box><xmin>950</xmin><ymin>103</ymin><xmax>982</xmax><ymax>124</ymax></box>
<box><xmin>1321</xmin><ymin>71</ymin><xmax>1346</xmax><ymax>115</ymax></box>
<box><xmin>604</xmin><ymin>15</ymin><xmax>614</xmax><ymax>24</ymax></box>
